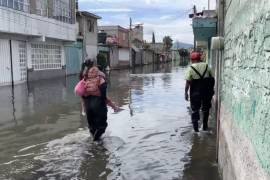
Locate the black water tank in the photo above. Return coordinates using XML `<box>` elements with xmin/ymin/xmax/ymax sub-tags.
<box><xmin>98</xmin><ymin>31</ymin><xmax>107</xmax><ymax>44</ymax></box>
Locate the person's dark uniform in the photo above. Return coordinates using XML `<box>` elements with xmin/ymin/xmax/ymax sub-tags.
<box><xmin>185</xmin><ymin>52</ymin><xmax>215</xmax><ymax>132</ymax></box>
<box><xmin>84</xmin><ymin>83</ymin><xmax>108</xmax><ymax>140</ymax></box>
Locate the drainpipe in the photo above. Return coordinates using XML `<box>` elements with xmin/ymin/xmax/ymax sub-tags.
<box><xmin>9</xmin><ymin>40</ymin><xmax>14</xmax><ymax>88</ymax></box>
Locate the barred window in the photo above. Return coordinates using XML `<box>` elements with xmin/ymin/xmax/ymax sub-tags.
<box><xmin>53</xmin><ymin>0</ymin><xmax>71</xmax><ymax>23</ymax></box>
<box><xmin>36</xmin><ymin>0</ymin><xmax>48</xmax><ymax>16</ymax></box>
<box><xmin>31</xmin><ymin>44</ymin><xmax>62</xmax><ymax>70</ymax></box>
<box><xmin>0</xmin><ymin>0</ymin><xmax>30</xmax><ymax>12</ymax></box>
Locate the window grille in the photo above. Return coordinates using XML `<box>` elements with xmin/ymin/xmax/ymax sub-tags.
<box><xmin>0</xmin><ymin>0</ymin><xmax>30</xmax><ymax>13</ymax></box>
<box><xmin>19</xmin><ymin>41</ymin><xmax>27</xmax><ymax>81</ymax></box>
<box><xmin>53</xmin><ymin>0</ymin><xmax>71</xmax><ymax>23</ymax></box>
<box><xmin>31</xmin><ymin>44</ymin><xmax>62</xmax><ymax>70</ymax></box>
<box><xmin>36</xmin><ymin>0</ymin><xmax>48</xmax><ymax>17</ymax></box>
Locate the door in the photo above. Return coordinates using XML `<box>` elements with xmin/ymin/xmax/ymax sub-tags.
<box><xmin>65</xmin><ymin>42</ymin><xmax>82</xmax><ymax>75</ymax></box>
<box><xmin>0</xmin><ymin>39</ymin><xmax>11</xmax><ymax>85</ymax></box>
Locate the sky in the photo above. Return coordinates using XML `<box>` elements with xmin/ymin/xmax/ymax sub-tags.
<box><xmin>78</xmin><ymin>0</ymin><xmax>216</xmax><ymax>44</ymax></box>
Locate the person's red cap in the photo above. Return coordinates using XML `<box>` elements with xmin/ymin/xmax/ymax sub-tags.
<box><xmin>190</xmin><ymin>52</ymin><xmax>201</xmax><ymax>61</ymax></box>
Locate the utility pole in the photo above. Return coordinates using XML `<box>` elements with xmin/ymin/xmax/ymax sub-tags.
<box><xmin>208</xmin><ymin>0</ymin><xmax>210</xmax><ymax>10</ymax></box>
<box><xmin>193</xmin><ymin>5</ymin><xmax>197</xmax><ymax>51</ymax></box>
<box><xmin>129</xmin><ymin>17</ymin><xmax>132</xmax><ymax>68</ymax></box>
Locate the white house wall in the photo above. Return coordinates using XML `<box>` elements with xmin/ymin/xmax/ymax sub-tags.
<box><xmin>0</xmin><ymin>7</ymin><xmax>76</xmax><ymax>41</ymax></box>
<box><xmin>119</xmin><ymin>49</ymin><xmax>129</xmax><ymax>61</ymax></box>
<box><xmin>110</xmin><ymin>47</ymin><xmax>119</xmax><ymax>68</ymax></box>
<box><xmin>86</xmin><ymin>45</ymin><xmax>98</xmax><ymax>60</ymax></box>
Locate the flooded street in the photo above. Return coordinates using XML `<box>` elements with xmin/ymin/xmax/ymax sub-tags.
<box><xmin>0</xmin><ymin>63</ymin><xmax>220</xmax><ymax>180</ymax></box>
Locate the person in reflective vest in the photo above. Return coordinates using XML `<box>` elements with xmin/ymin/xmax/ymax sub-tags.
<box><xmin>185</xmin><ymin>52</ymin><xmax>215</xmax><ymax>132</ymax></box>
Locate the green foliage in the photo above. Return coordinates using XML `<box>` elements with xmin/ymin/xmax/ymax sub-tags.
<box><xmin>97</xmin><ymin>53</ymin><xmax>107</xmax><ymax>70</ymax></box>
<box><xmin>143</xmin><ymin>43</ymin><xmax>150</xmax><ymax>49</ymax></box>
<box><xmin>178</xmin><ymin>48</ymin><xmax>189</xmax><ymax>57</ymax></box>
<box><xmin>163</xmin><ymin>36</ymin><xmax>173</xmax><ymax>51</ymax></box>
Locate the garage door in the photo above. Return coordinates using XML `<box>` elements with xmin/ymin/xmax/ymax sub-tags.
<box><xmin>119</xmin><ymin>49</ymin><xmax>130</xmax><ymax>61</ymax></box>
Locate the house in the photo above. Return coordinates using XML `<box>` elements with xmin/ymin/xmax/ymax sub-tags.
<box><xmin>190</xmin><ymin>9</ymin><xmax>217</xmax><ymax>65</ymax></box>
<box><xmin>98</xmin><ymin>26</ymin><xmax>130</xmax><ymax>69</ymax></box>
<box><xmin>77</xmin><ymin>11</ymin><xmax>101</xmax><ymax>62</ymax></box>
<box><xmin>0</xmin><ymin>0</ymin><xmax>77</xmax><ymax>85</ymax></box>
<box><xmin>63</xmin><ymin>11</ymin><xmax>102</xmax><ymax>76</ymax></box>
<box><xmin>131</xmin><ymin>24</ymin><xmax>144</xmax><ymax>66</ymax></box>
<box><xmin>149</xmin><ymin>42</ymin><xmax>165</xmax><ymax>63</ymax></box>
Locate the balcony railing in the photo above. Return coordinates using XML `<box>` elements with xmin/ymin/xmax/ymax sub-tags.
<box><xmin>0</xmin><ymin>0</ymin><xmax>30</xmax><ymax>13</ymax></box>
<box><xmin>0</xmin><ymin>0</ymin><xmax>73</xmax><ymax>24</ymax></box>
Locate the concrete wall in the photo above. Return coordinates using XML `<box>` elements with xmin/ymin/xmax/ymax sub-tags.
<box><xmin>132</xmin><ymin>25</ymin><xmax>143</xmax><ymax>42</ymax></box>
<box><xmin>77</xmin><ymin>14</ymin><xmax>99</xmax><ymax>61</ymax></box>
<box><xmin>85</xmin><ymin>22</ymin><xmax>98</xmax><ymax>46</ymax></box>
<box><xmin>28</xmin><ymin>69</ymin><xmax>66</xmax><ymax>82</ymax></box>
<box><xmin>0</xmin><ymin>7</ymin><xmax>76</xmax><ymax>41</ymax></box>
<box><xmin>109</xmin><ymin>46</ymin><xmax>119</xmax><ymax>69</ymax></box>
<box><xmin>99</xmin><ymin>26</ymin><xmax>129</xmax><ymax>47</ymax></box>
<box><xmin>142</xmin><ymin>50</ymin><xmax>154</xmax><ymax>65</ymax></box>
<box><xmin>85</xmin><ymin>45</ymin><xmax>98</xmax><ymax>60</ymax></box>
<box><xmin>118</xmin><ymin>29</ymin><xmax>129</xmax><ymax>48</ymax></box>
<box><xmin>219</xmin><ymin>0</ymin><xmax>270</xmax><ymax>180</ymax></box>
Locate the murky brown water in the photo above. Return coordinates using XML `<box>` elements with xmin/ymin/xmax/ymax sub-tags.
<box><xmin>0</xmin><ymin>63</ymin><xmax>221</xmax><ymax>180</ymax></box>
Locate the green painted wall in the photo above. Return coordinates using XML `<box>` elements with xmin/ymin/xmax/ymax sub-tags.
<box><xmin>64</xmin><ymin>42</ymin><xmax>83</xmax><ymax>75</ymax></box>
<box><xmin>222</xmin><ymin>0</ymin><xmax>270</xmax><ymax>173</ymax></box>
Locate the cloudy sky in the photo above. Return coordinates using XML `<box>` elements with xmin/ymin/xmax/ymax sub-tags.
<box><xmin>78</xmin><ymin>0</ymin><xmax>216</xmax><ymax>44</ymax></box>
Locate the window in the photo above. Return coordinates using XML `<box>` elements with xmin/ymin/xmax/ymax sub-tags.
<box><xmin>0</xmin><ymin>0</ymin><xmax>30</xmax><ymax>13</ymax></box>
<box><xmin>87</xmin><ymin>19</ymin><xmax>94</xmax><ymax>32</ymax></box>
<box><xmin>19</xmin><ymin>42</ymin><xmax>27</xmax><ymax>81</ymax></box>
<box><xmin>53</xmin><ymin>0</ymin><xmax>71</xmax><ymax>23</ymax></box>
<box><xmin>36</xmin><ymin>0</ymin><xmax>48</xmax><ymax>16</ymax></box>
<box><xmin>31</xmin><ymin>44</ymin><xmax>62</xmax><ymax>70</ymax></box>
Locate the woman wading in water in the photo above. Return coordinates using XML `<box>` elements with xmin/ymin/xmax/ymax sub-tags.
<box><xmin>82</xmin><ymin>66</ymin><xmax>109</xmax><ymax>140</ymax></box>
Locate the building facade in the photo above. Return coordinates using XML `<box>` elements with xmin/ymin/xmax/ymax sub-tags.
<box><xmin>216</xmin><ymin>0</ymin><xmax>270</xmax><ymax>180</ymax></box>
<box><xmin>77</xmin><ymin>11</ymin><xmax>101</xmax><ymax>62</ymax></box>
<box><xmin>0</xmin><ymin>0</ymin><xmax>77</xmax><ymax>85</ymax></box>
<box><xmin>98</xmin><ymin>26</ymin><xmax>130</xmax><ymax>69</ymax></box>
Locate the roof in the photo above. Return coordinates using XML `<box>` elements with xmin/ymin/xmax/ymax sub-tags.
<box><xmin>98</xmin><ymin>25</ymin><xmax>129</xmax><ymax>32</ymax></box>
<box><xmin>77</xmin><ymin>11</ymin><xmax>101</xmax><ymax>19</ymax></box>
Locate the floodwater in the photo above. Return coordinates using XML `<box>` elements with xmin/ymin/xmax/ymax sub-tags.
<box><xmin>0</xmin><ymin>63</ymin><xmax>221</xmax><ymax>180</ymax></box>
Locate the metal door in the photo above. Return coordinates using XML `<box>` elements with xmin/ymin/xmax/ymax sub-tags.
<box><xmin>64</xmin><ymin>42</ymin><xmax>82</xmax><ymax>75</ymax></box>
<box><xmin>0</xmin><ymin>39</ymin><xmax>11</xmax><ymax>85</ymax></box>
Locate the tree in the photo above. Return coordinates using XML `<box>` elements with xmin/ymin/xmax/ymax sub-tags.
<box><xmin>178</xmin><ymin>48</ymin><xmax>190</xmax><ymax>66</ymax></box>
<box><xmin>152</xmin><ymin>32</ymin><xmax>156</xmax><ymax>44</ymax></box>
<box><xmin>163</xmin><ymin>36</ymin><xmax>173</xmax><ymax>52</ymax></box>
<box><xmin>143</xmin><ymin>43</ymin><xmax>150</xmax><ymax>49</ymax></box>
<box><xmin>178</xmin><ymin>48</ymin><xmax>189</xmax><ymax>57</ymax></box>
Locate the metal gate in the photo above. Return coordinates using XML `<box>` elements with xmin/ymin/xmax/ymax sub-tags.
<box><xmin>18</xmin><ymin>41</ymin><xmax>27</xmax><ymax>81</ymax></box>
<box><xmin>0</xmin><ymin>39</ymin><xmax>11</xmax><ymax>85</ymax></box>
<box><xmin>64</xmin><ymin>42</ymin><xmax>82</xmax><ymax>75</ymax></box>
